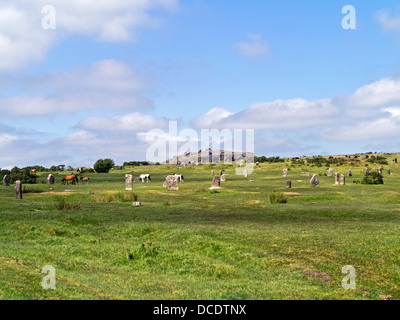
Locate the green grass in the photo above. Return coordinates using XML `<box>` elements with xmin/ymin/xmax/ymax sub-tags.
<box><xmin>0</xmin><ymin>156</ymin><xmax>399</xmax><ymax>300</ymax></box>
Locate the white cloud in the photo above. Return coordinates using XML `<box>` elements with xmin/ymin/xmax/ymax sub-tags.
<box><xmin>321</xmin><ymin>107</ymin><xmax>400</xmax><ymax>141</ymax></box>
<box><xmin>78</xmin><ymin>112</ymin><xmax>168</xmax><ymax>131</ymax></box>
<box><xmin>192</xmin><ymin>98</ymin><xmax>337</xmax><ymax>130</ymax></box>
<box><xmin>0</xmin><ymin>5</ymin><xmax>55</xmax><ymax>70</ymax></box>
<box><xmin>342</xmin><ymin>77</ymin><xmax>400</xmax><ymax>108</ymax></box>
<box><xmin>191</xmin><ymin>107</ymin><xmax>234</xmax><ymax>128</ymax></box>
<box><xmin>0</xmin><ymin>133</ymin><xmax>18</xmax><ymax>145</ymax></box>
<box><xmin>0</xmin><ymin>0</ymin><xmax>178</xmax><ymax>70</ymax></box>
<box><xmin>0</xmin><ymin>60</ymin><xmax>154</xmax><ymax>116</ymax></box>
<box><xmin>376</xmin><ymin>11</ymin><xmax>400</xmax><ymax>31</ymax></box>
<box><xmin>233</xmin><ymin>34</ymin><xmax>269</xmax><ymax>58</ymax></box>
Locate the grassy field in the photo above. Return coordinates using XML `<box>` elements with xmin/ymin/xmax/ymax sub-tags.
<box><xmin>0</xmin><ymin>155</ymin><xmax>399</xmax><ymax>300</ymax></box>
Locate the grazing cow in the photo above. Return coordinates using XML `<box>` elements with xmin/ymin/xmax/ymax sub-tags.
<box><xmin>80</xmin><ymin>177</ymin><xmax>90</xmax><ymax>184</ymax></box>
<box><xmin>30</xmin><ymin>169</ymin><xmax>37</xmax><ymax>174</ymax></box>
<box><xmin>61</xmin><ymin>175</ymin><xmax>78</xmax><ymax>185</ymax></box>
<box><xmin>174</xmin><ymin>174</ymin><xmax>184</xmax><ymax>183</ymax></box>
<box><xmin>139</xmin><ymin>174</ymin><xmax>151</xmax><ymax>183</ymax></box>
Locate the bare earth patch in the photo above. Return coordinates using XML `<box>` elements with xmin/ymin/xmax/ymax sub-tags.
<box><xmin>282</xmin><ymin>192</ymin><xmax>301</xmax><ymax>196</ymax></box>
<box><xmin>246</xmin><ymin>200</ymin><xmax>262</xmax><ymax>205</ymax></box>
<box><xmin>302</xmin><ymin>270</ymin><xmax>331</xmax><ymax>283</ymax></box>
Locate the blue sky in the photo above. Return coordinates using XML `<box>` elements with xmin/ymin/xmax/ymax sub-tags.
<box><xmin>1</xmin><ymin>0</ymin><xmax>400</xmax><ymax>168</ymax></box>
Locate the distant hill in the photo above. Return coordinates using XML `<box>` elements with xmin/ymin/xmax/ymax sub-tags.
<box><xmin>165</xmin><ymin>148</ymin><xmax>254</xmax><ymax>164</ymax></box>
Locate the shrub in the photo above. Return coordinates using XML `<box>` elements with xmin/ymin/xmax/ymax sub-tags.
<box><xmin>9</xmin><ymin>167</ymin><xmax>37</xmax><ymax>184</ymax></box>
<box><xmin>80</xmin><ymin>168</ymin><xmax>95</xmax><ymax>174</ymax></box>
<box><xmin>361</xmin><ymin>171</ymin><xmax>384</xmax><ymax>185</ymax></box>
<box><xmin>270</xmin><ymin>192</ymin><xmax>288</xmax><ymax>204</ymax></box>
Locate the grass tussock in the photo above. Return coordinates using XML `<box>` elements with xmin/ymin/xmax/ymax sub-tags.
<box><xmin>55</xmin><ymin>199</ymin><xmax>82</xmax><ymax>210</ymax></box>
<box><xmin>270</xmin><ymin>192</ymin><xmax>288</xmax><ymax>204</ymax></box>
<box><xmin>22</xmin><ymin>187</ymin><xmax>44</xmax><ymax>194</ymax></box>
<box><xmin>164</xmin><ymin>199</ymin><xmax>173</xmax><ymax>206</ymax></box>
<box><xmin>95</xmin><ymin>192</ymin><xmax>138</xmax><ymax>203</ymax></box>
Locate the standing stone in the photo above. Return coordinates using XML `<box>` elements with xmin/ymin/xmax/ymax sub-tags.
<box><xmin>306</xmin><ymin>172</ymin><xmax>311</xmax><ymax>178</ymax></box>
<box><xmin>47</xmin><ymin>174</ymin><xmax>55</xmax><ymax>185</ymax></box>
<box><xmin>243</xmin><ymin>170</ymin><xmax>248</xmax><ymax>178</ymax></box>
<box><xmin>327</xmin><ymin>169</ymin><xmax>333</xmax><ymax>177</ymax></box>
<box><xmin>377</xmin><ymin>168</ymin><xmax>383</xmax><ymax>175</ymax></box>
<box><xmin>335</xmin><ymin>173</ymin><xmax>339</xmax><ymax>185</ymax></box>
<box><xmin>15</xmin><ymin>180</ymin><xmax>22</xmax><ymax>199</ymax></box>
<box><xmin>211</xmin><ymin>170</ymin><xmax>214</xmax><ymax>176</ymax></box>
<box><xmin>310</xmin><ymin>174</ymin><xmax>319</xmax><ymax>187</ymax></box>
<box><xmin>125</xmin><ymin>174</ymin><xmax>133</xmax><ymax>191</ymax></box>
<box><xmin>3</xmin><ymin>175</ymin><xmax>10</xmax><ymax>186</ymax></box>
<box><xmin>347</xmin><ymin>170</ymin><xmax>352</xmax><ymax>177</ymax></box>
<box><xmin>340</xmin><ymin>174</ymin><xmax>345</xmax><ymax>185</ymax></box>
<box><xmin>220</xmin><ymin>174</ymin><xmax>226</xmax><ymax>182</ymax></box>
<box><xmin>286</xmin><ymin>180</ymin><xmax>292</xmax><ymax>188</ymax></box>
<box><xmin>388</xmin><ymin>169</ymin><xmax>391</xmax><ymax>175</ymax></box>
<box><xmin>165</xmin><ymin>175</ymin><xmax>179</xmax><ymax>191</ymax></box>
<box><xmin>283</xmin><ymin>169</ymin><xmax>288</xmax><ymax>177</ymax></box>
<box><xmin>210</xmin><ymin>176</ymin><xmax>221</xmax><ymax>189</ymax></box>
<box><xmin>364</xmin><ymin>168</ymin><xmax>370</xmax><ymax>175</ymax></box>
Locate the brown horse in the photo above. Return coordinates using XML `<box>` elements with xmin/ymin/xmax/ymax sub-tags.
<box><xmin>80</xmin><ymin>177</ymin><xmax>90</xmax><ymax>184</ymax></box>
<box><xmin>61</xmin><ymin>175</ymin><xmax>78</xmax><ymax>185</ymax></box>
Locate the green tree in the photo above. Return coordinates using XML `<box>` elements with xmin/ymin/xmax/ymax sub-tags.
<box><xmin>94</xmin><ymin>159</ymin><xmax>115</xmax><ymax>173</ymax></box>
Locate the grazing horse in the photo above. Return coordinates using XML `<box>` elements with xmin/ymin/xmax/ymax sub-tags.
<box><xmin>174</xmin><ymin>174</ymin><xmax>184</xmax><ymax>183</ymax></box>
<box><xmin>61</xmin><ymin>175</ymin><xmax>78</xmax><ymax>185</ymax></box>
<box><xmin>80</xmin><ymin>177</ymin><xmax>90</xmax><ymax>184</ymax></box>
<box><xmin>139</xmin><ymin>174</ymin><xmax>151</xmax><ymax>183</ymax></box>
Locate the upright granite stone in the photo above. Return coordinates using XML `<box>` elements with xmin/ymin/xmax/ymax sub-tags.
<box><xmin>3</xmin><ymin>175</ymin><xmax>9</xmax><ymax>186</ymax></box>
<box><xmin>327</xmin><ymin>169</ymin><xmax>333</xmax><ymax>177</ymax></box>
<box><xmin>286</xmin><ymin>180</ymin><xmax>292</xmax><ymax>188</ymax></box>
<box><xmin>165</xmin><ymin>175</ymin><xmax>179</xmax><ymax>191</ymax></box>
<box><xmin>388</xmin><ymin>169</ymin><xmax>391</xmax><ymax>175</ymax></box>
<box><xmin>220</xmin><ymin>174</ymin><xmax>226</xmax><ymax>182</ymax></box>
<box><xmin>310</xmin><ymin>174</ymin><xmax>319</xmax><ymax>187</ymax></box>
<box><xmin>125</xmin><ymin>174</ymin><xmax>133</xmax><ymax>191</ymax></box>
<box><xmin>340</xmin><ymin>174</ymin><xmax>345</xmax><ymax>185</ymax></box>
<box><xmin>335</xmin><ymin>173</ymin><xmax>339</xmax><ymax>185</ymax></box>
<box><xmin>47</xmin><ymin>174</ymin><xmax>55</xmax><ymax>185</ymax></box>
<box><xmin>211</xmin><ymin>170</ymin><xmax>214</xmax><ymax>176</ymax></box>
<box><xmin>15</xmin><ymin>180</ymin><xmax>22</xmax><ymax>199</ymax></box>
<box><xmin>210</xmin><ymin>176</ymin><xmax>221</xmax><ymax>189</ymax></box>
<box><xmin>283</xmin><ymin>169</ymin><xmax>288</xmax><ymax>177</ymax></box>
<box><xmin>306</xmin><ymin>172</ymin><xmax>311</xmax><ymax>178</ymax></box>
<box><xmin>364</xmin><ymin>168</ymin><xmax>370</xmax><ymax>175</ymax></box>
<box><xmin>243</xmin><ymin>170</ymin><xmax>248</xmax><ymax>178</ymax></box>
<box><xmin>377</xmin><ymin>168</ymin><xmax>383</xmax><ymax>175</ymax></box>
<box><xmin>347</xmin><ymin>170</ymin><xmax>352</xmax><ymax>177</ymax></box>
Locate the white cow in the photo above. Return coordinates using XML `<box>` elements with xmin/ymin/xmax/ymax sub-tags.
<box><xmin>139</xmin><ymin>174</ymin><xmax>151</xmax><ymax>183</ymax></box>
<box><xmin>174</xmin><ymin>174</ymin><xmax>184</xmax><ymax>183</ymax></box>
